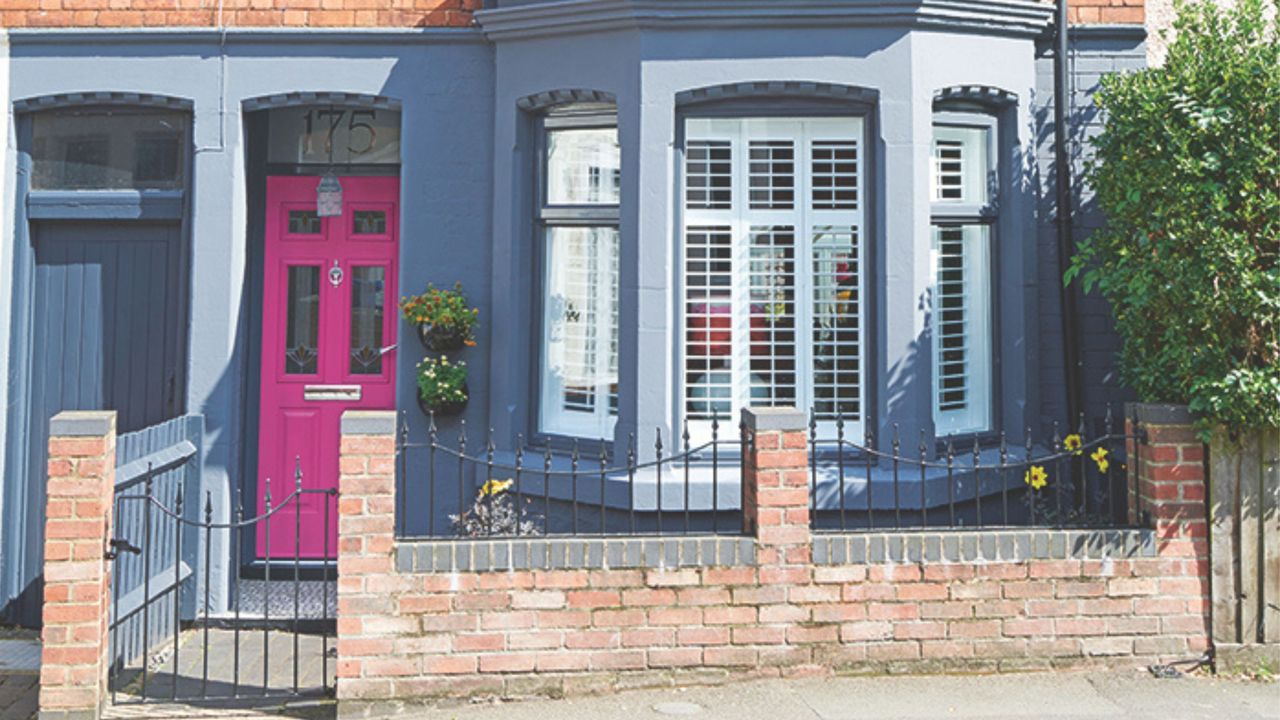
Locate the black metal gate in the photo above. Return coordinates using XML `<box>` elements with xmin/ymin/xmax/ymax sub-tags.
<box><xmin>107</xmin><ymin>459</ymin><xmax>335</xmax><ymax>705</ymax></box>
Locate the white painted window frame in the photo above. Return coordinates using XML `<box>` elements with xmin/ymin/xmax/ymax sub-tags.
<box><xmin>537</xmin><ymin>110</ymin><xmax>620</xmax><ymax>440</ymax></box>
<box><xmin>930</xmin><ymin>122</ymin><xmax>996</xmax><ymax>437</ymax></box>
<box><xmin>682</xmin><ymin>117</ymin><xmax>867</xmax><ymax>443</ymax></box>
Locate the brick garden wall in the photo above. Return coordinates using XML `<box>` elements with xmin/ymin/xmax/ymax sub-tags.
<box><xmin>334</xmin><ymin>406</ymin><xmax>1209</xmax><ymax>715</ymax></box>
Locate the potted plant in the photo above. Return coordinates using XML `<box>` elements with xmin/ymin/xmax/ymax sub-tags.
<box><xmin>399</xmin><ymin>283</ymin><xmax>479</xmax><ymax>352</ymax></box>
<box><xmin>415</xmin><ymin>355</ymin><xmax>469</xmax><ymax>417</ymax></box>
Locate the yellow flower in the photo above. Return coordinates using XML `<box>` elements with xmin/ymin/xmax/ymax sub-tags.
<box><xmin>1024</xmin><ymin>465</ymin><xmax>1048</xmax><ymax>490</ymax></box>
<box><xmin>1063</xmin><ymin>433</ymin><xmax>1083</xmax><ymax>455</ymax></box>
<box><xmin>480</xmin><ymin>479</ymin><xmax>514</xmax><ymax>497</ymax></box>
<box><xmin>1091</xmin><ymin>447</ymin><xmax>1110</xmax><ymax>474</ymax></box>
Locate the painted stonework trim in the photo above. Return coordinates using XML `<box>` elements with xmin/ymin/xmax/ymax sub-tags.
<box><xmin>6</xmin><ymin>28</ymin><xmax>485</xmax><ymax>46</ymax></box>
<box><xmin>932</xmin><ymin>85</ymin><xmax>1019</xmax><ymax>109</ymax></box>
<box><xmin>476</xmin><ymin>0</ymin><xmax>1055</xmax><ymax>41</ymax></box>
<box><xmin>516</xmin><ymin>88</ymin><xmax>617</xmax><ymax>111</ymax></box>
<box><xmin>675</xmin><ymin>81</ymin><xmax>879</xmax><ymax>108</ymax></box>
<box><xmin>47</xmin><ymin>411</ymin><xmax>116</xmax><ymax>437</ymax></box>
<box><xmin>13</xmin><ymin>91</ymin><xmax>191</xmax><ymax>114</ymax></box>
<box><xmin>242</xmin><ymin>91</ymin><xmax>401</xmax><ymax>113</ymax></box>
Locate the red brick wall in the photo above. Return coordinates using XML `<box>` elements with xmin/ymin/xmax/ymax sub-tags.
<box><xmin>39</xmin><ymin>411</ymin><xmax>117</xmax><ymax>720</ymax></box>
<box><xmin>1</xmin><ymin>0</ymin><xmax>479</xmax><ymax>29</ymax></box>
<box><xmin>0</xmin><ymin>0</ymin><xmax>1140</xmax><ymax>29</ymax></box>
<box><xmin>336</xmin><ymin>407</ymin><xmax>1206</xmax><ymax>710</ymax></box>
<box><xmin>1068</xmin><ymin>0</ymin><xmax>1145</xmax><ymax>25</ymax></box>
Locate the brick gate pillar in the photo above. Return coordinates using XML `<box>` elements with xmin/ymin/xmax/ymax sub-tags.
<box><xmin>335</xmin><ymin>410</ymin><xmax>398</xmax><ymax>704</ymax></box>
<box><xmin>741</xmin><ymin>407</ymin><xmax>812</xmax><ymax>575</ymax></box>
<box><xmin>39</xmin><ymin>411</ymin><xmax>116</xmax><ymax>720</ymax></box>
<box><xmin>1125</xmin><ymin>403</ymin><xmax>1211</xmax><ymax>655</ymax></box>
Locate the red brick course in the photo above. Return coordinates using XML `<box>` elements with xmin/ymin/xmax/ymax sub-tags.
<box><xmin>1</xmin><ymin>0</ymin><xmax>1137</xmax><ymax>29</ymax></box>
<box><xmin>336</xmin><ymin>408</ymin><xmax>1207</xmax><ymax>709</ymax></box>
<box><xmin>1</xmin><ymin>0</ymin><xmax>480</xmax><ymax>29</ymax></box>
<box><xmin>39</xmin><ymin>412</ymin><xmax>117</xmax><ymax>720</ymax></box>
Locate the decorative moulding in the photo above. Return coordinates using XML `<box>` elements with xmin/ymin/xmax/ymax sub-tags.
<box><xmin>243</xmin><ymin>91</ymin><xmax>401</xmax><ymax>113</ymax></box>
<box><xmin>14</xmin><ymin>91</ymin><xmax>192</xmax><ymax>114</ymax></box>
<box><xmin>477</xmin><ymin>0</ymin><xmax>1055</xmax><ymax>41</ymax></box>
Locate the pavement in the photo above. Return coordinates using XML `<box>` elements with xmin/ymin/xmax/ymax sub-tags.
<box><xmin>2</xmin><ymin>641</ymin><xmax>1278</xmax><ymax>720</ymax></box>
<box><xmin>397</xmin><ymin>671</ymin><xmax>1280</xmax><ymax>720</ymax></box>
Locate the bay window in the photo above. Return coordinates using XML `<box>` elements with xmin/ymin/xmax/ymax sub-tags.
<box><xmin>682</xmin><ymin>117</ymin><xmax>866</xmax><ymax>439</ymax></box>
<box><xmin>538</xmin><ymin>107</ymin><xmax>621</xmax><ymax>438</ymax></box>
<box><xmin>930</xmin><ymin>122</ymin><xmax>995</xmax><ymax>436</ymax></box>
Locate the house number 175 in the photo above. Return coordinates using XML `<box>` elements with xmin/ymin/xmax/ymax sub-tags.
<box><xmin>302</xmin><ymin>108</ymin><xmax>379</xmax><ymax>157</ymax></box>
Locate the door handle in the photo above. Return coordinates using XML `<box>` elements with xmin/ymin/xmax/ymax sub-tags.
<box><xmin>379</xmin><ymin>344</ymin><xmax>397</xmax><ymax>356</ymax></box>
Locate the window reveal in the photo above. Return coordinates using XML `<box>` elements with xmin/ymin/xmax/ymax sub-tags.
<box><xmin>683</xmin><ymin>117</ymin><xmax>865</xmax><ymax>438</ymax></box>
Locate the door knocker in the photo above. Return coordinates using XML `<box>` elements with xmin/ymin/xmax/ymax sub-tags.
<box><xmin>329</xmin><ymin>260</ymin><xmax>344</xmax><ymax>288</ymax></box>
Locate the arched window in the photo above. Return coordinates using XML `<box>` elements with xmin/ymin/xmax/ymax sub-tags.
<box><xmin>929</xmin><ymin>86</ymin><xmax>1015</xmax><ymax>436</ymax></box>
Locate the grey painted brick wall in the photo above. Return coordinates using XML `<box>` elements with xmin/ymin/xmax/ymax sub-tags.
<box><xmin>1033</xmin><ymin>26</ymin><xmax>1146</xmax><ymax>433</ymax></box>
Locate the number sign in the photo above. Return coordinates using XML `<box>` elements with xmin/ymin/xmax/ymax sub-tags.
<box><xmin>266</xmin><ymin>108</ymin><xmax>401</xmax><ymax>166</ymax></box>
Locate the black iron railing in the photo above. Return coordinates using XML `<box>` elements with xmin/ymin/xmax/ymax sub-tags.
<box><xmin>809</xmin><ymin>407</ymin><xmax>1144</xmax><ymax>533</ymax></box>
<box><xmin>396</xmin><ymin>412</ymin><xmax>747</xmax><ymax>539</ymax></box>
<box><xmin>109</xmin><ymin>459</ymin><xmax>334</xmax><ymax>704</ymax></box>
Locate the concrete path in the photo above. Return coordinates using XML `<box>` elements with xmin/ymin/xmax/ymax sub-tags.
<box><xmin>401</xmin><ymin>672</ymin><xmax>1280</xmax><ymax>720</ymax></box>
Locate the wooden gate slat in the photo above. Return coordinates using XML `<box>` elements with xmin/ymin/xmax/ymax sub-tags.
<box><xmin>1263</xmin><ymin>427</ymin><xmax>1280</xmax><ymax>644</ymax></box>
<box><xmin>1239</xmin><ymin>430</ymin><xmax>1262</xmax><ymax>643</ymax></box>
<box><xmin>1210</xmin><ymin>429</ymin><xmax>1240</xmax><ymax>643</ymax></box>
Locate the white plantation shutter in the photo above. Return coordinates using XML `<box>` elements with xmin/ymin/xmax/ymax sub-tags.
<box><xmin>931</xmin><ymin>225</ymin><xmax>992</xmax><ymax>435</ymax></box>
<box><xmin>683</xmin><ymin>117</ymin><xmax>865</xmax><ymax>439</ymax></box>
<box><xmin>931</xmin><ymin>126</ymin><xmax>988</xmax><ymax>204</ymax></box>
<box><xmin>930</xmin><ymin>123</ymin><xmax>993</xmax><ymax>435</ymax></box>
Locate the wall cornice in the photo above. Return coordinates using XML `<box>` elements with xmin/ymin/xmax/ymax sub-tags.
<box><xmin>476</xmin><ymin>0</ymin><xmax>1055</xmax><ymax>41</ymax></box>
<box><xmin>7</xmin><ymin>27</ymin><xmax>485</xmax><ymax>48</ymax></box>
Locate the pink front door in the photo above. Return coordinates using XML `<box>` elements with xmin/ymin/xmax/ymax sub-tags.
<box><xmin>257</xmin><ymin>175</ymin><xmax>399</xmax><ymax>559</ymax></box>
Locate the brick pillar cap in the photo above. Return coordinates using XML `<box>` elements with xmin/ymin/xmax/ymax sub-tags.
<box><xmin>50</xmin><ymin>410</ymin><xmax>116</xmax><ymax>437</ymax></box>
<box><xmin>741</xmin><ymin>406</ymin><xmax>807</xmax><ymax>432</ymax></box>
<box><xmin>341</xmin><ymin>410</ymin><xmax>397</xmax><ymax>436</ymax></box>
<box><xmin>1123</xmin><ymin>403</ymin><xmax>1195</xmax><ymax>426</ymax></box>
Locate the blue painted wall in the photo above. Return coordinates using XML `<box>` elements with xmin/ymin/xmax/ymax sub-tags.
<box><xmin>0</xmin><ymin>11</ymin><xmax>1144</xmax><ymax>611</ymax></box>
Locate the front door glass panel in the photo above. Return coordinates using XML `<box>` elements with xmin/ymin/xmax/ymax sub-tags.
<box><xmin>284</xmin><ymin>265</ymin><xmax>321</xmax><ymax>375</ymax></box>
<box><xmin>349</xmin><ymin>266</ymin><xmax>386</xmax><ymax>375</ymax></box>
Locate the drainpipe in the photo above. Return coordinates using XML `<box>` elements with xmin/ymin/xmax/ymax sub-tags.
<box><xmin>1054</xmin><ymin>0</ymin><xmax>1083</xmax><ymax>424</ymax></box>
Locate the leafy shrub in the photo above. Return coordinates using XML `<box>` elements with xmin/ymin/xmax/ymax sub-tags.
<box><xmin>1068</xmin><ymin>0</ymin><xmax>1279</xmax><ymax>434</ymax></box>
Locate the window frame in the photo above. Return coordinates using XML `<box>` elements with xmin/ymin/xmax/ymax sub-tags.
<box><xmin>677</xmin><ymin>114</ymin><xmax>870</xmax><ymax>444</ymax></box>
<box><xmin>534</xmin><ymin>105</ymin><xmax>622</xmax><ymax>442</ymax></box>
<box><xmin>929</xmin><ymin>111</ymin><xmax>1001</xmax><ymax>439</ymax></box>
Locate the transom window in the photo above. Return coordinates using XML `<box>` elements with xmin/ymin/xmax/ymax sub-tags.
<box><xmin>683</xmin><ymin>117</ymin><xmax>866</xmax><ymax>439</ymax></box>
<box><xmin>930</xmin><ymin>123</ymin><xmax>995</xmax><ymax>436</ymax></box>
<box><xmin>30</xmin><ymin>107</ymin><xmax>188</xmax><ymax>190</ymax></box>
<box><xmin>537</xmin><ymin>106</ymin><xmax>621</xmax><ymax>439</ymax></box>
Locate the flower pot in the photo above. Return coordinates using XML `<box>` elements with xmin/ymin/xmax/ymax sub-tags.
<box><xmin>418</xmin><ymin>383</ymin><xmax>469</xmax><ymax>418</ymax></box>
<box><xmin>417</xmin><ymin>323</ymin><xmax>468</xmax><ymax>353</ymax></box>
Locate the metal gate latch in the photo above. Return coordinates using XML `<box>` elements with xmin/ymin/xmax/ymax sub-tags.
<box><xmin>104</xmin><ymin>538</ymin><xmax>141</xmax><ymax>561</ymax></box>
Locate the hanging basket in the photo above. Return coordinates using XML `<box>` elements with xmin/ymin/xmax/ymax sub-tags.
<box><xmin>418</xmin><ymin>384</ymin><xmax>469</xmax><ymax>418</ymax></box>
<box><xmin>417</xmin><ymin>323</ymin><xmax>469</xmax><ymax>353</ymax></box>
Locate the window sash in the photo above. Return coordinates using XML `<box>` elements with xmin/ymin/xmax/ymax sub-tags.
<box><xmin>682</xmin><ymin>117</ymin><xmax>866</xmax><ymax>441</ymax></box>
<box><xmin>539</xmin><ymin>225</ymin><xmax>620</xmax><ymax>439</ymax></box>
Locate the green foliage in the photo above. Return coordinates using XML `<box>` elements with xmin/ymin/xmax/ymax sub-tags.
<box><xmin>1068</xmin><ymin>0</ymin><xmax>1280</xmax><ymax>434</ymax></box>
<box><xmin>415</xmin><ymin>355</ymin><xmax>468</xmax><ymax>407</ymax></box>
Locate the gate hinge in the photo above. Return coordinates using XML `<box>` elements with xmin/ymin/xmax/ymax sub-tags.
<box><xmin>104</xmin><ymin>538</ymin><xmax>141</xmax><ymax>561</ymax></box>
